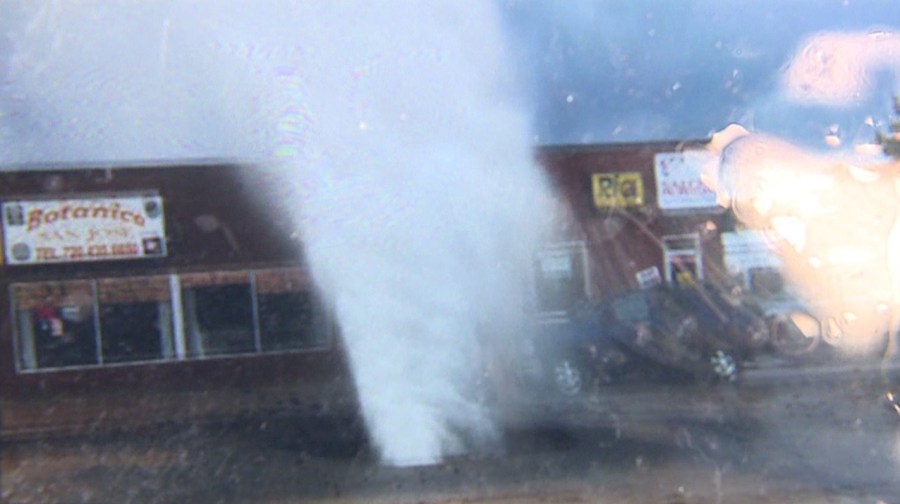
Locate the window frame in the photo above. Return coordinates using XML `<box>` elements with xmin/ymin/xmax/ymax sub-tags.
<box><xmin>662</xmin><ymin>233</ymin><xmax>703</xmax><ymax>285</ymax></box>
<box><xmin>96</xmin><ymin>275</ymin><xmax>176</xmax><ymax>365</ymax></box>
<box><xmin>532</xmin><ymin>241</ymin><xmax>591</xmax><ymax>321</ymax></box>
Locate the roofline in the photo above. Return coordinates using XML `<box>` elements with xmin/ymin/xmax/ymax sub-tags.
<box><xmin>1</xmin><ymin>139</ymin><xmax>716</xmax><ymax>171</ymax></box>
<box><xmin>0</xmin><ymin>157</ymin><xmax>256</xmax><ymax>172</ymax></box>
<box><xmin>536</xmin><ymin>138</ymin><xmax>710</xmax><ymax>153</ymax></box>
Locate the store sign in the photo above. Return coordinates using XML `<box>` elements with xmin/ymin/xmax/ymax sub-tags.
<box><xmin>591</xmin><ymin>172</ymin><xmax>644</xmax><ymax>208</ymax></box>
<box><xmin>654</xmin><ymin>151</ymin><xmax>718</xmax><ymax>210</ymax></box>
<box><xmin>2</xmin><ymin>195</ymin><xmax>167</xmax><ymax>265</ymax></box>
<box><xmin>721</xmin><ymin>231</ymin><xmax>783</xmax><ymax>274</ymax></box>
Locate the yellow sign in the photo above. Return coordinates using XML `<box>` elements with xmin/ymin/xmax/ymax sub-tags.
<box><xmin>591</xmin><ymin>172</ymin><xmax>644</xmax><ymax>208</ymax></box>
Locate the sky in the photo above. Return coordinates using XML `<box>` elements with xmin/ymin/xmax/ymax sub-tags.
<box><xmin>501</xmin><ymin>0</ymin><xmax>899</xmax><ymax>146</ymax></box>
<box><xmin>0</xmin><ymin>0</ymin><xmax>898</xmax><ymax>166</ymax></box>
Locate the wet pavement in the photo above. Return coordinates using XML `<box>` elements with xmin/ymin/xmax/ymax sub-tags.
<box><xmin>3</xmin><ymin>357</ymin><xmax>900</xmax><ymax>503</ymax></box>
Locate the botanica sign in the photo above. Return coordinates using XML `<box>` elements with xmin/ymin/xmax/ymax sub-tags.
<box><xmin>2</xmin><ymin>194</ymin><xmax>167</xmax><ymax>265</ymax></box>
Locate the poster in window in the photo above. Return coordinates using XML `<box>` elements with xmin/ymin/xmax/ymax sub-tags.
<box><xmin>636</xmin><ymin>266</ymin><xmax>662</xmax><ymax>289</ymax></box>
<box><xmin>654</xmin><ymin>151</ymin><xmax>718</xmax><ymax>210</ymax></box>
<box><xmin>1</xmin><ymin>194</ymin><xmax>167</xmax><ymax>265</ymax></box>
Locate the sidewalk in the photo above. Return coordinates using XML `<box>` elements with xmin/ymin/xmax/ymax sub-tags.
<box><xmin>740</xmin><ymin>352</ymin><xmax>900</xmax><ymax>386</ymax></box>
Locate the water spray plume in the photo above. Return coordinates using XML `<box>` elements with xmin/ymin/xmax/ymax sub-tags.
<box><xmin>267</xmin><ymin>3</ymin><xmax>554</xmax><ymax>466</ymax></box>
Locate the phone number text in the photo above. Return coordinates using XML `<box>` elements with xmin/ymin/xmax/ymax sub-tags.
<box><xmin>34</xmin><ymin>243</ymin><xmax>141</xmax><ymax>262</ymax></box>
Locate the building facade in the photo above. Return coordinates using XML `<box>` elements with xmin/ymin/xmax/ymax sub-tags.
<box><xmin>0</xmin><ymin>141</ymin><xmax>740</xmax><ymax>436</ymax></box>
<box><xmin>533</xmin><ymin>140</ymin><xmax>733</xmax><ymax>320</ymax></box>
<box><xmin>0</xmin><ymin>163</ymin><xmax>356</xmax><ymax>436</ymax></box>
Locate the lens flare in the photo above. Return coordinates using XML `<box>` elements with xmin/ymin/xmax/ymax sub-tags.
<box><xmin>706</xmin><ymin>125</ymin><xmax>899</xmax><ymax>355</ymax></box>
<box><xmin>783</xmin><ymin>31</ymin><xmax>900</xmax><ymax>107</ymax></box>
<box><xmin>705</xmin><ymin>28</ymin><xmax>900</xmax><ymax>356</ymax></box>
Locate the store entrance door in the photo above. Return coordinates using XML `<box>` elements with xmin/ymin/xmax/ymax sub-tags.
<box><xmin>663</xmin><ymin>234</ymin><xmax>702</xmax><ymax>286</ymax></box>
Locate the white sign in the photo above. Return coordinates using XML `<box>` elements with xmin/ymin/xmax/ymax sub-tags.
<box><xmin>654</xmin><ymin>151</ymin><xmax>718</xmax><ymax>210</ymax></box>
<box><xmin>721</xmin><ymin>231</ymin><xmax>783</xmax><ymax>273</ymax></box>
<box><xmin>2</xmin><ymin>195</ymin><xmax>167</xmax><ymax>265</ymax></box>
<box><xmin>539</xmin><ymin>252</ymin><xmax>573</xmax><ymax>279</ymax></box>
<box><xmin>635</xmin><ymin>266</ymin><xmax>662</xmax><ymax>289</ymax></box>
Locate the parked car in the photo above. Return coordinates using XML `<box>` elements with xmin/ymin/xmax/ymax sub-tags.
<box><xmin>533</xmin><ymin>282</ymin><xmax>770</xmax><ymax>396</ymax></box>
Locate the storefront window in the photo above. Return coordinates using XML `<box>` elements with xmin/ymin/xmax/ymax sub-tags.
<box><xmin>97</xmin><ymin>276</ymin><xmax>174</xmax><ymax>364</ymax></box>
<box><xmin>12</xmin><ymin>280</ymin><xmax>98</xmax><ymax>370</ymax></box>
<box><xmin>255</xmin><ymin>269</ymin><xmax>328</xmax><ymax>352</ymax></box>
<box><xmin>10</xmin><ymin>269</ymin><xmax>329</xmax><ymax>372</ymax></box>
<box><xmin>534</xmin><ymin>243</ymin><xmax>589</xmax><ymax>315</ymax></box>
<box><xmin>749</xmin><ymin>266</ymin><xmax>786</xmax><ymax>298</ymax></box>
<box><xmin>181</xmin><ymin>271</ymin><xmax>256</xmax><ymax>356</ymax></box>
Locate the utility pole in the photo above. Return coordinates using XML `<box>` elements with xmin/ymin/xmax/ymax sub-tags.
<box><xmin>876</xmin><ymin>95</ymin><xmax>900</xmax><ymax>159</ymax></box>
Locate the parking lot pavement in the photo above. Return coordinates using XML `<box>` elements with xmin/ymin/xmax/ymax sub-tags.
<box><xmin>3</xmin><ymin>356</ymin><xmax>900</xmax><ymax>503</ymax></box>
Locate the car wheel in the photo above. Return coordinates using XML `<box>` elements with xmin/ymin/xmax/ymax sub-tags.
<box><xmin>551</xmin><ymin>358</ymin><xmax>585</xmax><ymax>397</ymax></box>
<box><xmin>770</xmin><ymin>312</ymin><xmax>821</xmax><ymax>356</ymax></box>
<box><xmin>710</xmin><ymin>350</ymin><xmax>738</xmax><ymax>381</ymax></box>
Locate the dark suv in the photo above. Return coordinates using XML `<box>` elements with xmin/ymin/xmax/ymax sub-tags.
<box><xmin>534</xmin><ymin>283</ymin><xmax>770</xmax><ymax>396</ymax></box>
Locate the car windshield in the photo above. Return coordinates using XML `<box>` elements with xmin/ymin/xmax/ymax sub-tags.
<box><xmin>2</xmin><ymin>1</ymin><xmax>900</xmax><ymax>503</ymax></box>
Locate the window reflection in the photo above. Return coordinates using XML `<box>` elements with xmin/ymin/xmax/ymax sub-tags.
<box><xmin>13</xmin><ymin>281</ymin><xmax>97</xmax><ymax>370</ymax></box>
